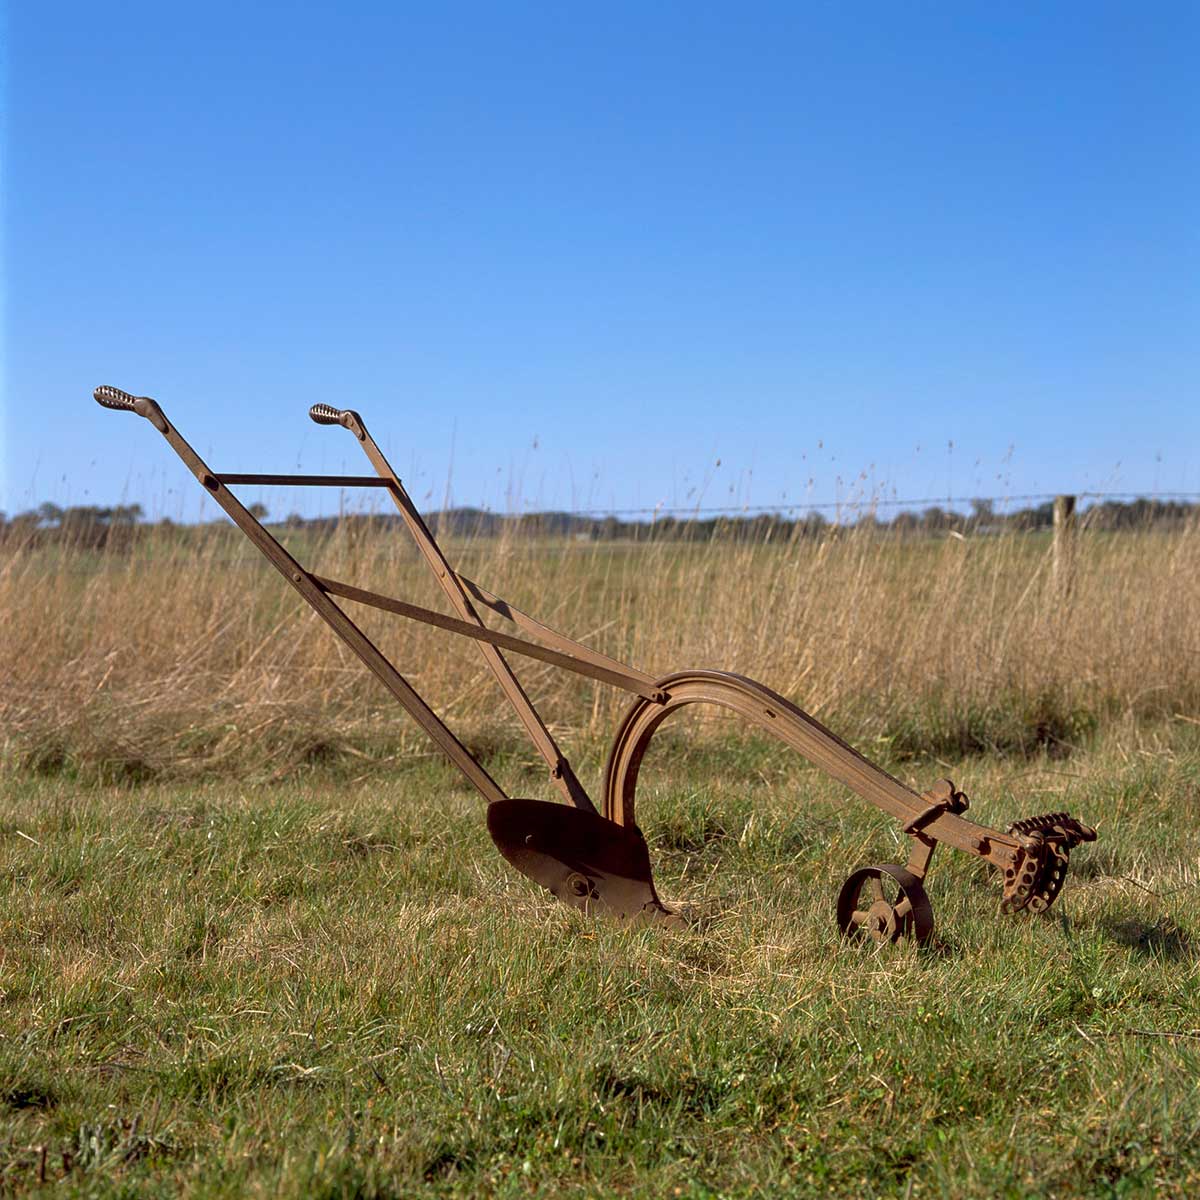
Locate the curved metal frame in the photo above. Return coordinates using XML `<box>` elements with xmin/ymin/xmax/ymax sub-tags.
<box><xmin>602</xmin><ymin>670</ymin><xmax>1018</xmax><ymax>869</ymax></box>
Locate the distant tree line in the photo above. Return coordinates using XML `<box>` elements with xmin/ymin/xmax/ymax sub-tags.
<box><xmin>1</xmin><ymin>502</ymin><xmax>147</xmax><ymax>549</ymax></box>
<box><xmin>2</xmin><ymin>495</ymin><xmax>1195</xmax><ymax>550</ymax></box>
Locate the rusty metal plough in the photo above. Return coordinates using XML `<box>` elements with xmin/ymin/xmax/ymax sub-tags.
<box><xmin>93</xmin><ymin>386</ymin><xmax>1096</xmax><ymax>944</ymax></box>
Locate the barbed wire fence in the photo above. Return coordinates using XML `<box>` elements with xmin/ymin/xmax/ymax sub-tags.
<box><xmin>520</xmin><ymin>490</ymin><xmax>1200</xmax><ymax>520</ymax></box>
<box><xmin>15</xmin><ymin>488</ymin><xmax>1198</xmax><ymax>529</ymax></box>
<box><xmin>12</xmin><ymin>489</ymin><xmax>1197</xmax><ymax>588</ymax></box>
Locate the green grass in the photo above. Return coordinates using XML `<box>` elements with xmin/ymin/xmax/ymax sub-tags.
<box><xmin>2</xmin><ymin>724</ymin><xmax>1199</xmax><ymax>1197</ymax></box>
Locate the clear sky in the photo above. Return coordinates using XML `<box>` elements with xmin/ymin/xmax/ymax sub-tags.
<box><xmin>3</xmin><ymin>2</ymin><xmax>1197</xmax><ymax>521</ymax></box>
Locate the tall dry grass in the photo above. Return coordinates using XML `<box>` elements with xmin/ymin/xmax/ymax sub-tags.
<box><xmin>2</xmin><ymin>519</ymin><xmax>1198</xmax><ymax>780</ymax></box>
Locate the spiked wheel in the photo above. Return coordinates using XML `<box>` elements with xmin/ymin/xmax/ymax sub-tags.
<box><xmin>837</xmin><ymin>864</ymin><xmax>934</xmax><ymax>946</ymax></box>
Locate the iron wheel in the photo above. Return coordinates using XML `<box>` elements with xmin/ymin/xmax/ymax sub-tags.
<box><xmin>837</xmin><ymin>863</ymin><xmax>934</xmax><ymax>946</ymax></box>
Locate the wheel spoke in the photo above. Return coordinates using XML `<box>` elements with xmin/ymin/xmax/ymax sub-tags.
<box><xmin>850</xmin><ymin>910</ymin><xmax>868</xmax><ymax>927</ymax></box>
<box><xmin>894</xmin><ymin>896</ymin><xmax>912</xmax><ymax>919</ymax></box>
<box><xmin>870</xmin><ymin>876</ymin><xmax>884</xmax><ymax>902</ymax></box>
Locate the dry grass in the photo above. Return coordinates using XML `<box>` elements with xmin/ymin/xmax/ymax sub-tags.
<box><xmin>2</xmin><ymin>520</ymin><xmax>1198</xmax><ymax>780</ymax></box>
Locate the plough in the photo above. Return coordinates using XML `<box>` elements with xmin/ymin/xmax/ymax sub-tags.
<box><xmin>93</xmin><ymin>386</ymin><xmax>1095</xmax><ymax>944</ymax></box>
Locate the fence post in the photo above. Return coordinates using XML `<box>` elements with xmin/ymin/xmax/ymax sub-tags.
<box><xmin>1053</xmin><ymin>494</ymin><xmax>1076</xmax><ymax>601</ymax></box>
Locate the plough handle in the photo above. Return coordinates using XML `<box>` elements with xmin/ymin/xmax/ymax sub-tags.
<box><xmin>89</xmin><ymin>383</ymin><xmax>508</xmax><ymax>806</ymax></box>
<box><xmin>93</xmin><ymin>385</ymin><xmax>168</xmax><ymax>433</ymax></box>
<box><xmin>308</xmin><ymin>395</ymin><xmax>595</xmax><ymax>812</ymax></box>
<box><xmin>309</xmin><ymin>404</ymin><xmax>365</xmax><ymax>438</ymax></box>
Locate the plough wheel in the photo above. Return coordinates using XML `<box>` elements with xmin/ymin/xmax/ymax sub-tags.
<box><xmin>837</xmin><ymin>864</ymin><xmax>934</xmax><ymax>946</ymax></box>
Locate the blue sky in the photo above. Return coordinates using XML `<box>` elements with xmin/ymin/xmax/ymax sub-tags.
<box><xmin>3</xmin><ymin>2</ymin><xmax>1197</xmax><ymax>521</ymax></box>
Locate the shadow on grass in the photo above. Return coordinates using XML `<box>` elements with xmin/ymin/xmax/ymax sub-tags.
<box><xmin>1101</xmin><ymin>915</ymin><xmax>1195</xmax><ymax>962</ymax></box>
<box><xmin>422</xmin><ymin>1142</ymin><xmax>476</xmax><ymax>1182</ymax></box>
<box><xmin>2</xmin><ymin>1080</ymin><xmax>58</xmax><ymax>1111</ymax></box>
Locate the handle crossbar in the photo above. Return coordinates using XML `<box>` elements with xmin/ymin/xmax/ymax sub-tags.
<box><xmin>217</xmin><ymin>474</ymin><xmax>394</xmax><ymax>488</ymax></box>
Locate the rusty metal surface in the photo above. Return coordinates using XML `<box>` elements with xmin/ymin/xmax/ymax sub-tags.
<box><xmin>92</xmin><ymin>385</ymin><xmax>1098</xmax><ymax>943</ymax></box>
<box><xmin>1000</xmin><ymin>813</ymin><xmax>1097</xmax><ymax>914</ymax></box>
<box><xmin>488</xmin><ymin>799</ymin><xmax>677</xmax><ymax>924</ymax></box>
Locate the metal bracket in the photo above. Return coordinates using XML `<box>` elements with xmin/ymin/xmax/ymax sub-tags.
<box><xmin>902</xmin><ymin>778</ymin><xmax>969</xmax><ymax>834</ymax></box>
<box><xmin>903</xmin><ymin>779</ymin><xmax>970</xmax><ymax>880</ymax></box>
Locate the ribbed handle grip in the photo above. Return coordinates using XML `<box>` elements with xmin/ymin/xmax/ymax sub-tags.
<box><xmin>94</xmin><ymin>385</ymin><xmax>140</xmax><ymax>412</ymax></box>
<box><xmin>309</xmin><ymin>404</ymin><xmax>345</xmax><ymax>425</ymax></box>
<box><xmin>308</xmin><ymin>402</ymin><xmax>365</xmax><ymax>439</ymax></box>
<box><xmin>92</xmin><ymin>384</ymin><xmax>169</xmax><ymax>433</ymax></box>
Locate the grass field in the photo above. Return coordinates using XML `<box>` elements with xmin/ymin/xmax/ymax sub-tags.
<box><xmin>2</xmin><ymin>525</ymin><xmax>1199</xmax><ymax>1195</ymax></box>
<box><xmin>3</xmin><ymin>723</ymin><xmax>1199</xmax><ymax>1197</ymax></box>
